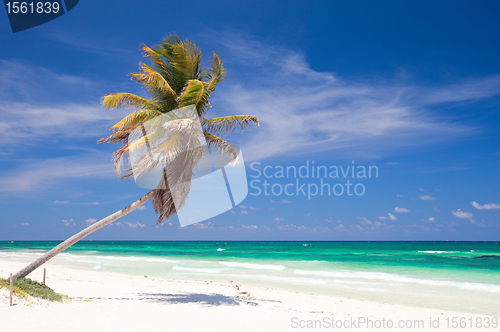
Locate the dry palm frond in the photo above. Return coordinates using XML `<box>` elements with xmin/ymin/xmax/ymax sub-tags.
<box><xmin>204</xmin><ymin>132</ymin><xmax>238</xmax><ymax>160</ymax></box>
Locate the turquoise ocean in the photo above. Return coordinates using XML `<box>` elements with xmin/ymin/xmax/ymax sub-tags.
<box><xmin>1</xmin><ymin>241</ymin><xmax>499</xmax><ymax>316</ymax></box>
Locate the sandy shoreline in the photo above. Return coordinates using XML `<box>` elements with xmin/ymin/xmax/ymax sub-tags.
<box><xmin>1</xmin><ymin>259</ymin><xmax>498</xmax><ymax>331</ymax></box>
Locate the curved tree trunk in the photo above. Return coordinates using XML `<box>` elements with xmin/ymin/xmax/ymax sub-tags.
<box><xmin>13</xmin><ymin>190</ymin><xmax>155</xmax><ymax>279</ymax></box>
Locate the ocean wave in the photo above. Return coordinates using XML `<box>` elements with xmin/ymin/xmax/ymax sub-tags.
<box><xmin>230</xmin><ymin>273</ymin><xmax>327</xmax><ymax>284</ymax></box>
<box><xmin>9</xmin><ymin>252</ymin><xmax>180</xmax><ymax>264</ymax></box>
<box><xmin>418</xmin><ymin>251</ymin><xmax>459</xmax><ymax>254</ymax></box>
<box><xmin>172</xmin><ymin>266</ymin><xmax>226</xmax><ymax>273</ymax></box>
<box><xmin>294</xmin><ymin>269</ymin><xmax>500</xmax><ymax>292</ymax></box>
<box><xmin>219</xmin><ymin>261</ymin><xmax>286</xmax><ymax>270</ymax></box>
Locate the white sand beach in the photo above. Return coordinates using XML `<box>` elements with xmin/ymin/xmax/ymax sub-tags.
<box><xmin>1</xmin><ymin>259</ymin><xmax>498</xmax><ymax>332</ymax></box>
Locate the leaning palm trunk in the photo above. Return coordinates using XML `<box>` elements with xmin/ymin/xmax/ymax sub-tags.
<box><xmin>13</xmin><ymin>190</ymin><xmax>155</xmax><ymax>279</ymax></box>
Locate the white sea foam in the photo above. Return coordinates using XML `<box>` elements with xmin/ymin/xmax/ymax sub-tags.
<box><xmin>67</xmin><ymin>254</ymin><xmax>178</xmax><ymax>264</ymax></box>
<box><xmin>12</xmin><ymin>252</ymin><xmax>179</xmax><ymax>264</ymax></box>
<box><xmin>230</xmin><ymin>273</ymin><xmax>327</xmax><ymax>284</ymax></box>
<box><xmin>294</xmin><ymin>269</ymin><xmax>500</xmax><ymax>292</ymax></box>
<box><xmin>219</xmin><ymin>261</ymin><xmax>286</xmax><ymax>270</ymax></box>
<box><xmin>217</xmin><ymin>248</ymin><xmax>225</xmax><ymax>251</ymax></box>
<box><xmin>172</xmin><ymin>266</ymin><xmax>226</xmax><ymax>273</ymax></box>
<box><xmin>418</xmin><ymin>251</ymin><xmax>459</xmax><ymax>254</ymax></box>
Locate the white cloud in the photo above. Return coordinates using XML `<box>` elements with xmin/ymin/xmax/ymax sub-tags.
<box><xmin>211</xmin><ymin>34</ymin><xmax>495</xmax><ymax>161</ymax></box>
<box><xmin>0</xmin><ymin>60</ymin><xmax>124</xmax><ymax>149</ymax></box>
<box><xmin>387</xmin><ymin>213</ymin><xmax>397</xmax><ymax>221</ymax></box>
<box><xmin>85</xmin><ymin>218</ymin><xmax>97</xmax><ymax>226</ymax></box>
<box><xmin>420</xmin><ymin>195</ymin><xmax>437</xmax><ymax>201</ymax></box>
<box><xmin>240</xmin><ymin>210</ymin><xmax>249</xmax><ymax>214</ymax></box>
<box><xmin>304</xmin><ymin>213</ymin><xmax>311</xmax><ymax>216</ymax></box>
<box><xmin>62</xmin><ymin>218</ymin><xmax>75</xmax><ymax>227</ymax></box>
<box><xmin>452</xmin><ymin>209</ymin><xmax>474</xmax><ymax>219</ymax></box>
<box><xmin>429</xmin><ymin>217</ymin><xmax>435</xmax><ymax>222</ymax></box>
<box><xmin>54</xmin><ymin>200</ymin><xmax>101</xmax><ymax>205</ymax></box>
<box><xmin>137</xmin><ymin>205</ymin><xmax>147</xmax><ymax>210</ymax></box>
<box><xmin>358</xmin><ymin>217</ymin><xmax>372</xmax><ymax>225</ymax></box>
<box><xmin>239</xmin><ymin>205</ymin><xmax>248</xmax><ymax>209</ymax></box>
<box><xmin>241</xmin><ymin>225</ymin><xmax>258</xmax><ymax>230</ymax></box>
<box><xmin>471</xmin><ymin>201</ymin><xmax>500</xmax><ymax>210</ymax></box>
<box><xmin>394</xmin><ymin>207</ymin><xmax>410</xmax><ymax>213</ymax></box>
<box><xmin>0</xmin><ymin>155</ymin><xmax>114</xmax><ymax>193</ymax></box>
<box><xmin>281</xmin><ymin>199</ymin><xmax>291</xmax><ymax>203</ymax></box>
<box><xmin>126</xmin><ymin>221</ymin><xmax>146</xmax><ymax>228</ymax></box>
<box><xmin>396</xmin><ymin>194</ymin><xmax>404</xmax><ymax>197</ymax></box>
<box><xmin>274</xmin><ymin>217</ymin><xmax>284</xmax><ymax>221</ymax></box>
<box><xmin>21</xmin><ymin>223</ymin><xmax>29</xmax><ymax>226</ymax></box>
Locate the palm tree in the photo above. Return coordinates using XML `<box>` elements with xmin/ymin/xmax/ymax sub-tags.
<box><xmin>13</xmin><ymin>34</ymin><xmax>259</xmax><ymax>279</ymax></box>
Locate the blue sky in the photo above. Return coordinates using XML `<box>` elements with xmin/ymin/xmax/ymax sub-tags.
<box><xmin>1</xmin><ymin>0</ymin><xmax>500</xmax><ymax>241</ymax></box>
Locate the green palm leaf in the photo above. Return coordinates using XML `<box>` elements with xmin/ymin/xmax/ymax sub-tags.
<box><xmin>101</xmin><ymin>93</ymin><xmax>160</xmax><ymax>111</ymax></box>
<box><xmin>202</xmin><ymin>115</ymin><xmax>260</xmax><ymax>136</ymax></box>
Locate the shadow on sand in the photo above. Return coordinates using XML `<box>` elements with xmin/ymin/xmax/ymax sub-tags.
<box><xmin>138</xmin><ymin>292</ymin><xmax>254</xmax><ymax>306</ymax></box>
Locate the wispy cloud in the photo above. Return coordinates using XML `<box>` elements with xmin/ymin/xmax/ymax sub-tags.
<box><xmin>471</xmin><ymin>201</ymin><xmax>500</xmax><ymax>210</ymax></box>
<box><xmin>379</xmin><ymin>213</ymin><xmax>398</xmax><ymax>221</ymax></box>
<box><xmin>420</xmin><ymin>195</ymin><xmax>438</xmax><ymax>201</ymax></box>
<box><xmin>54</xmin><ymin>200</ymin><xmax>102</xmax><ymax>205</ymax></box>
<box><xmin>0</xmin><ymin>155</ymin><xmax>114</xmax><ymax>193</ymax></box>
<box><xmin>209</xmin><ymin>34</ymin><xmax>497</xmax><ymax>161</ymax></box>
<box><xmin>0</xmin><ymin>60</ymin><xmax>124</xmax><ymax>151</ymax></box>
<box><xmin>394</xmin><ymin>207</ymin><xmax>410</xmax><ymax>213</ymax></box>
<box><xmin>452</xmin><ymin>209</ymin><xmax>474</xmax><ymax>219</ymax></box>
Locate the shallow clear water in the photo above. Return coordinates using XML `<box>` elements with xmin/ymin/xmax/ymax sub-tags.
<box><xmin>1</xmin><ymin>241</ymin><xmax>499</xmax><ymax>316</ymax></box>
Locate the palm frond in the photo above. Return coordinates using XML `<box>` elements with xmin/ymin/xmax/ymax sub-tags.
<box><xmin>101</xmin><ymin>93</ymin><xmax>160</xmax><ymax>110</ymax></box>
<box><xmin>154</xmin><ymin>34</ymin><xmax>204</xmax><ymax>93</ymax></box>
<box><xmin>204</xmin><ymin>132</ymin><xmax>238</xmax><ymax>160</ymax></box>
<box><xmin>202</xmin><ymin>115</ymin><xmax>259</xmax><ymax>136</ymax></box>
<box><xmin>177</xmin><ymin>80</ymin><xmax>208</xmax><ymax>115</ymax></box>
<box><xmin>97</xmin><ymin>127</ymin><xmax>135</xmax><ymax>144</ymax></box>
<box><xmin>110</xmin><ymin>109</ymin><xmax>162</xmax><ymax>131</ymax></box>
<box><xmin>206</xmin><ymin>52</ymin><xmax>227</xmax><ymax>93</ymax></box>
<box><xmin>129</xmin><ymin>62</ymin><xmax>177</xmax><ymax>98</ymax></box>
<box><xmin>140</xmin><ymin>44</ymin><xmax>171</xmax><ymax>82</ymax></box>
